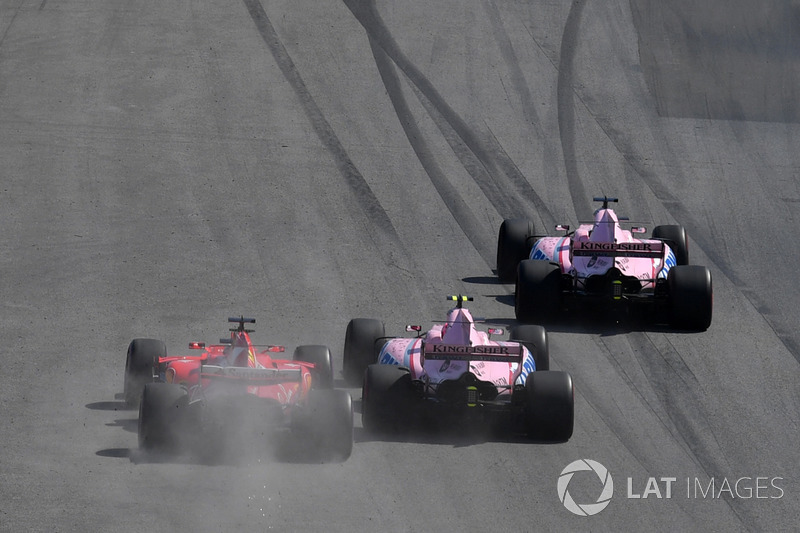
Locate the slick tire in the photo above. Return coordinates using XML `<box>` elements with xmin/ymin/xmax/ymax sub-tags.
<box><xmin>509</xmin><ymin>324</ymin><xmax>550</xmax><ymax>371</ymax></box>
<box><xmin>362</xmin><ymin>364</ymin><xmax>412</xmax><ymax>433</ymax></box>
<box><xmin>124</xmin><ymin>338</ymin><xmax>166</xmax><ymax>408</ymax></box>
<box><xmin>668</xmin><ymin>265</ymin><xmax>713</xmax><ymax>331</ymax></box>
<box><xmin>515</xmin><ymin>260</ymin><xmax>562</xmax><ymax>324</ymax></box>
<box><xmin>343</xmin><ymin>318</ymin><xmax>385</xmax><ymax>386</ymax></box>
<box><xmin>293</xmin><ymin>345</ymin><xmax>334</xmax><ymax>390</ymax></box>
<box><xmin>497</xmin><ymin>219</ymin><xmax>535</xmax><ymax>283</ymax></box>
<box><xmin>652</xmin><ymin>225</ymin><xmax>689</xmax><ymax>266</ymax></box>
<box><xmin>306</xmin><ymin>389</ymin><xmax>354</xmax><ymax>462</ymax></box>
<box><xmin>525</xmin><ymin>371</ymin><xmax>574</xmax><ymax>442</ymax></box>
<box><xmin>138</xmin><ymin>383</ymin><xmax>188</xmax><ymax>453</ymax></box>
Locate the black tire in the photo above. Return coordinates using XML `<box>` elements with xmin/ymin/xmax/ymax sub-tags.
<box><xmin>304</xmin><ymin>389</ymin><xmax>354</xmax><ymax>462</ymax></box>
<box><xmin>138</xmin><ymin>383</ymin><xmax>188</xmax><ymax>453</ymax></box>
<box><xmin>497</xmin><ymin>219</ymin><xmax>535</xmax><ymax>282</ymax></box>
<box><xmin>668</xmin><ymin>265</ymin><xmax>713</xmax><ymax>330</ymax></box>
<box><xmin>124</xmin><ymin>338</ymin><xmax>166</xmax><ymax>408</ymax></box>
<box><xmin>362</xmin><ymin>364</ymin><xmax>412</xmax><ymax>433</ymax></box>
<box><xmin>515</xmin><ymin>260</ymin><xmax>562</xmax><ymax>324</ymax></box>
<box><xmin>342</xmin><ymin>318</ymin><xmax>385</xmax><ymax>386</ymax></box>
<box><xmin>652</xmin><ymin>225</ymin><xmax>689</xmax><ymax>266</ymax></box>
<box><xmin>293</xmin><ymin>345</ymin><xmax>334</xmax><ymax>390</ymax></box>
<box><xmin>525</xmin><ymin>371</ymin><xmax>574</xmax><ymax>442</ymax></box>
<box><xmin>508</xmin><ymin>324</ymin><xmax>550</xmax><ymax>371</ymax></box>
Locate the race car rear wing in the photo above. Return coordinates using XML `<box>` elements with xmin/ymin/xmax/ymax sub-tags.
<box><xmin>572</xmin><ymin>240</ymin><xmax>664</xmax><ymax>259</ymax></box>
<box><xmin>423</xmin><ymin>343</ymin><xmax>523</xmax><ymax>363</ymax></box>
<box><xmin>201</xmin><ymin>365</ymin><xmax>302</xmax><ymax>386</ymax></box>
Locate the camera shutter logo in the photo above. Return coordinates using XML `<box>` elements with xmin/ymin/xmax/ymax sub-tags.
<box><xmin>558</xmin><ymin>459</ymin><xmax>614</xmax><ymax>516</ymax></box>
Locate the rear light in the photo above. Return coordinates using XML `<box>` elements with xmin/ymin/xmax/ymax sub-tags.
<box><xmin>612</xmin><ymin>280</ymin><xmax>623</xmax><ymax>300</ymax></box>
<box><xmin>189</xmin><ymin>342</ymin><xmax>206</xmax><ymax>349</ymax></box>
<box><xmin>631</xmin><ymin>226</ymin><xmax>647</xmax><ymax>234</ymax></box>
<box><xmin>466</xmin><ymin>386</ymin><xmax>478</xmax><ymax>407</ymax></box>
<box><xmin>556</xmin><ymin>224</ymin><xmax>570</xmax><ymax>232</ymax></box>
<box><xmin>265</xmin><ymin>345</ymin><xmax>285</xmax><ymax>352</ymax></box>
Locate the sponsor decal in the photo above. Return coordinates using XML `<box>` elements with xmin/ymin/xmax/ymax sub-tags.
<box><xmin>517</xmin><ymin>353</ymin><xmax>536</xmax><ymax>384</ymax></box>
<box><xmin>658</xmin><ymin>249</ymin><xmax>677</xmax><ymax>278</ymax></box>
<box><xmin>379</xmin><ymin>350</ymin><xmax>400</xmax><ymax>365</ymax></box>
<box><xmin>573</xmin><ymin>241</ymin><xmax>663</xmax><ymax>258</ymax></box>
<box><xmin>424</xmin><ymin>344</ymin><xmax>522</xmax><ymax>362</ymax></box>
<box><xmin>532</xmin><ymin>246</ymin><xmax>550</xmax><ymax>261</ymax></box>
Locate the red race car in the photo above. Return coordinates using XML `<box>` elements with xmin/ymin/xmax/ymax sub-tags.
<box><xmin>123</xmin><ymin>317</ymin><xmax>353</xmax><ymax>462</ymax></box>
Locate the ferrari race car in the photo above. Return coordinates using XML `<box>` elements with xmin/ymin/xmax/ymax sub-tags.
<box><xmin>123</xmin><ymin>317</ymin><xmax>353</xmax><ymax>462</ymax></box>
<box><xmin>342</xmin><ymin>296</ymin><xmax>574</xmax><ymax>441</ymax></box>
<box><xmin>497</xmin><ymin>196</ymin><xmax>713</xmax><ymax>330</ymax></box>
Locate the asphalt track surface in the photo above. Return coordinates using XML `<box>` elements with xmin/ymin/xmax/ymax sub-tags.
<box><xmin>1</xmin><ymin>0</ymin><xmax>799</xmax><ymax>531</ymax></box>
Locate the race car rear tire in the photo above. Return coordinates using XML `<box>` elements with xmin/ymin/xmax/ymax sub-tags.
<box><xmin>362</xmin><ymin>364</ymin><xmax>412</xmax><ymax>433</ymax></box>
<box><xmin>652</xmin><ymin>225</ymin><xmax>689</xmax><ymax>266</ymax></box>
<box><xmin>508</xmin><ymin>324</ymin><xmax>549</xmax><ymax>371</ymax></box>
<box><xmin>497</xmin><ymin>218</ymin><xmax>535</xmax><ymax>282</ymax></box>
<box><xmin>138</xmin><ymin>382</ymin><xmax>188</xmax><ymax>453</ymax></box>
<box><xmin>668</xmin><ymin>265</ymin><xmax>713</xmax><ymax>331</ymax></box>
<box><xmin>293</xmin><ymin>345</ymin><xmax>334</xmax><ymax>390</ymax></box>
<box><xmin>124</xmin><ymin>338</ymin><xmax>166</xmax><ymax>408</ymax></box>
<box><xmin>525</xmin><ymin>371</ymin><xmax>574</xmax><ymax>442</ymax></box>
<box><xmin>343</xmin><ymin>318</ymin><xmax>385</xmax><ymax>386</ymax></box>
<box><xmin>515</xmin><ymin>260</ymin><xmax>562</xmax><ymax>324</ymax></box>
<box><xmin>305</xmin><ymin>389</ymin><xmax>354</xmax><ymax>462</ymax></box>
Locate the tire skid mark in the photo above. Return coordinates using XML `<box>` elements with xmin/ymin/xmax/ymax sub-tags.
<box><xmin>241</xmin><ymin>0</ymin><xmax>401</xmax><ymax>248</ymax></box>
<box><xmin>0</xmin><ymin>0</ymin><xmax>26</xmax><ymax>49</ymax></box>
<box><xmin>344</xmin><ymin>0</ymin><xmax>554</xmax><ymax>260</ymax></box>
<box><xmin>369</xmin><ymin>39</ymin><xmax>496</xmax><ymax>266</ymax></box>
<box><xmin>557</xmin><ymin>0</ymin><xmax>592</xmax><ymax>217</ymax></box>
<box><xmin>556</xmin><ymin>4</ymin><xmax>753</xmax><ymax>527</ymax></box>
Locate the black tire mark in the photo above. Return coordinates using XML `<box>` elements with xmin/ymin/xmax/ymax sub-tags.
<box><xmin>369</xmin><ymin>39</ymin><xmax>497</xmax><ymax>265</ymax></box>
<box><xmin>344</xmin><ymin>0</ymin><xmax>555</xmax><ymax>253</ymax></box>
<box><xmin>241</xmin><ymin>0</ymin><xmax>401</xmax><ymax>246</ymax></box>
<box><xmin>557</xmin><ymin>0</ymin><xmax>592</xmax><ymax>217</ymax></box>
<box><xmin>481</xmin><ymin>0</ymin><xmax>564</xmax><ymax>225</ymax></box>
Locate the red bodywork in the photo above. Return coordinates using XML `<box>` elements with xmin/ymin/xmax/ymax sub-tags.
<box><xmin>157</xmin><ymin>330</ymin><xmax>314</xmax><ymax>409</ymax></box>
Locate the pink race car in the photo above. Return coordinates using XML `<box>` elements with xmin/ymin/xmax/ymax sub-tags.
<box><xmin>123</xmin><ymin>317</ymin><xmax>353</xmax><ymax>462</ymax></box>
<box><xmin>342</xmin><ymin>296</ymin><xmax>574</xmax><ymax>441</ymax></box>
<box><xmin>497</xmin><ymin>196</ymin><xmax>712</xmax><ymax>330</ymax></box>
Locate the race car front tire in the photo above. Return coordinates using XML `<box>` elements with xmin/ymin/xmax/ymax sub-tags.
<box><xmin>525</xmin><ymin>371</ymin><xmax>574</xmax><ymax>442</ymax></box>
<box><xmin>138</xmin><ymin>382</ymin><xmax>188</xmax><ymax>453</ymax></box>
<box><xmin>343</xmin><ymin>318</ymin><xmax>385</xmax><ymax>386</ymax></box>
<box><xmin>668</xmin><ymin>265</ymin><xmax>713</xmax><ymax>331</ymax></box>
<box><xmin>124</xmin><ymin>338</ymin><xmax>166</xmax><ymax>408</ymax></box>
<box><xmin>362</xmin><ymin>364</ymin><xmax>412</xmax><ymax>433</ymax></box>
<box><xmin>508</xmin><ymin>324</ymin><xmax>549</xmax><ymax>371</ymax></box>
<box><xmin>293</xmin><ymin>345</ymin><xmax>334</xmax><ymax>389</ymax></box>
<box><xmin>497</xmin><ymin>218</ymin><xmax>535</xmax><ymax>282</ymax></box>
<box><xmin>652</xmin><ymin>225</ymin><xmax>689</xmax><ymax>266</ymax></box>
<box><xmin>515</xmin><ymin>260</ymin><xmax>562</xmax><ymax>324</ymax></box>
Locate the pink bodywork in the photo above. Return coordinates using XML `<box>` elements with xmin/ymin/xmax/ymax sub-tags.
<box><xmin>530</xmin><ymin>207</ymin><xmax>677</xmax><ymax>286</ymax></box>
<box><xmin>377</xmin><ymin>307</ymin><xmax>537</xmax><ymax>395</ymax></box>
<box><xmin>158</xmin><ymin>331</ymin><xmax>313</xmax><ymax>407</ymax></box>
